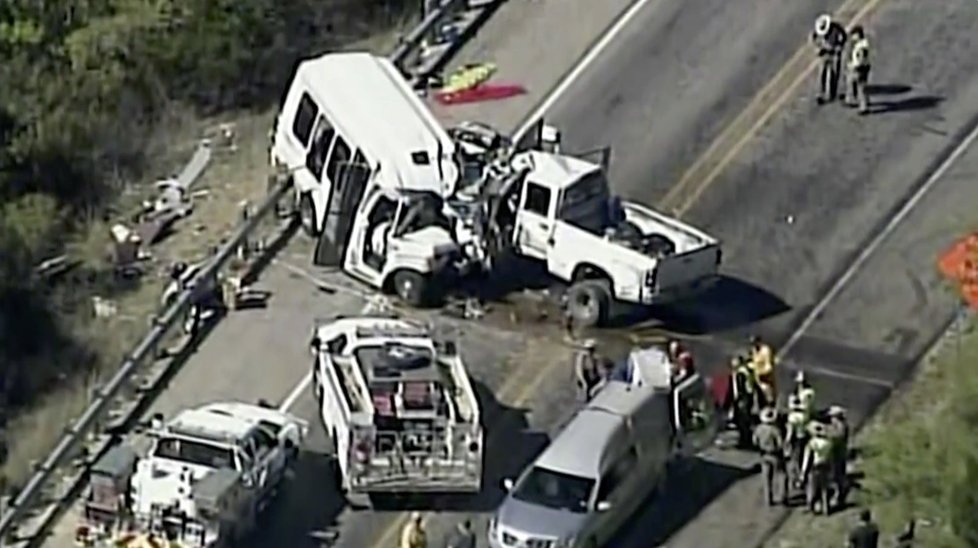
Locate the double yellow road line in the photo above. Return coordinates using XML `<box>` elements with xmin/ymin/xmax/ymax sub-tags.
<box><xmin>372</xmin><ymin>0</ymin><xmax>886</xmax><ymax>544</ymax></box>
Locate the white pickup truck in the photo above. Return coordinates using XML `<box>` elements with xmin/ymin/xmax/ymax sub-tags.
<box><xmin>90</xmin><ymin>402</ymin><xmax>308</xmax><ymax>547</ymax></box>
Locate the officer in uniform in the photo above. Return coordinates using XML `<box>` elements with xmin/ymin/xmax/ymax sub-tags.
<box><xmin>802</xmin><ymin>422</ymin><xmax>833</xmax><ymax>514</ymax></box>
<box><xmin>748</xmin><ymin>335</ymin><xmax>776</xmax><ymax>406</ymax></box>
<box><xmin>827</xmin><ymin>406</ymin><xmax>851</xmax><ymax>507</ymax></box>
<box><xmin>846</xmin><ymin>25</ymin><xmax>872</xmax><ymax>114</ymax></box>
<box><xmin>753</xmin><ymin>408</ymin><xmax>788</xmax><ymax>505</ymax></box>
<box><xmin>574</xmin><ymin>339</ymin><xmax>600</xmax><ymax>401</ymax></box>
<box><xmin>784</xmin><ymin>394</ymin><xmax>810</xmax><ymax>493</ymax></box>
<box><xmin>401</xmin><ymin>512</ymin><xmax>428</xmax><ymax>548</ymax></box>
<box><xmin>811</xmin><ymin>14</ymin><xmax>848</xmax><ymax>104</ymax></box>
<box><xmin>729</xmin><ymin>356</ymin><xmax>757</xmax><ymax>447</ymax></box>
<box><xmin>793</xmin><ymin>371</ymin><xmax>816</xmax><ymax>417</ymax></box>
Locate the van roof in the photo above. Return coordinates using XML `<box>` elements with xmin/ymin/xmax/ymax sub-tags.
<box><xmin>294</xmin><ymin>52</ymin><xmax>458</xmax><ymax>195</ymax></box>
<box><xmin>587</xmin><ymin>380</ymin><xmax>661</xmax><ymax>418</ymax></box>
<box><xmin>534</xmin><ymin>407</ymin><xmax>623</xmax><ymax>478</ymax></box>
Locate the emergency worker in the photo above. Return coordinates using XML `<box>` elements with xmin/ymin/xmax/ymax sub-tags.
<box><xmin>784</xmin><ymin>394</ymin><xmax>810</xmax><ymax>491</ymax></box>
<box><xmin>802</xmin><ymin>422</ymin><xmax>833</xmax><ymax>514</ymax></box>
<box><xmin>667</xmin><ymin>339</ymin><xmax>695</xmax><ymax>381</ymax></box>
<box><xmin>753</xmin><ymin>408</ymin><xmax>788</xmax><ymax>505</ymax></box>
<box><xmin>748</xmin><ymin>336</ymin><xmax>777</xmax><ymax>406</ymax></box>
<box><xmin>846</xmin><ymin>25</ymin><xmax>872</xmax><ymax>114</ymax></box>
<box><xmin>730</xmin><ymin>356</ymin><xmax>756</xmax><ymax>448</ymax></box>
<box><xmin>827</xmin><ymin>406</ymin><xmax>851</xmax><ymax>508</ymax></box>
<box><xmin>811</xmin><ymin>14</ymin><xmax>848</xmax><ymax>103</ymax></box>
<box><xmin>573</xmin><ymin>339</ymin><xmax>600</xmax><ymax>401</ymax></box>
<box><xmin>793</xmin><ymin>371</ymin><xmax>816</xmax><ymax>417</ymax></box>
<box><xmin>401</xmin><ymin>512</ymin><xmax>428</xmax><ymax>548</ymax></box>
<box><xmin>588</xmin><ymin>358</ymin><xmax>616</xmax><ymax>400</ymax></box>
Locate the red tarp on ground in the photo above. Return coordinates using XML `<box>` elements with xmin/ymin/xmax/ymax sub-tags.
<box><xmin>937</xmin><ymin>232</ymin><xmax>978</xmax><ymax>310</ymax></box>
<box><xmin>434</xmin><ymin>83</ymin><xmax>527</xmax><ymax>105</ymax></box>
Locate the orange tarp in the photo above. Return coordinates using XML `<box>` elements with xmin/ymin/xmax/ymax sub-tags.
<box><xmin>937</xmin><ymin>232</ymin><xmax>978</xmax><ymax>309</ymax></box>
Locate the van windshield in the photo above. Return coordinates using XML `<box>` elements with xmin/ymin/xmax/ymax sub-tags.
<box><xmin>511</xmin><ymin>466</ymin><xmax>594</xmax><ymax>513</ymax></box>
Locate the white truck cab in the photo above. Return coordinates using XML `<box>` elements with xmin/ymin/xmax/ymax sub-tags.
<box><xmin>271</xmin><ymin>51</ymin><xmax>460</xmax><ymax>237</ymax></box>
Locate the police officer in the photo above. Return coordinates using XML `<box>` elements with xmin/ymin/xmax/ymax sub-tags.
<box><xmin>401</xmin><ymin>512</ymin><xmax>428</xmax><ymax>548</ymax></box>
<box><xmin>753</xmin><ymin>408</ymin><xmax>788</xmax><ymax>505</ymax></box>
<box><xmin>730</xmin><ymin>356</ymin><xmax>756</xmax><ymax>447</ymax></box>
<box><xmin>827</xmin><ymin>405</ymin><xmax>851</xmax><ymax>508</ymax></box>
<box><xmin>802</xmin><ymin>422</ymin><xmax>833</xmax><ymax>514</ymax></box>
<box><xmin>784</xmin><ymin>394</ymin><xmax>810</xmax><ymax>493</ymax></box>
<box><xmin>793</xmin><ymin>371</ymin><xmax>816</xmax><ymax>417</ymax></box>
<box><xmin>846</xmin><ymin>25</ymin><xmax>872</xmax><ymax>114</ymax></box>
<box><xmin>574</xmin><ymin>339</ymin><xmax>600</xmax><ymax>401</ymax></box>
<box><xmin>811</xmin><ymin>14</ymin><xmax>848</xmax><ymax>104</ymax></box>
<box><xmin>748</xmin><ymin>335</ymin><xmax>776</xmax><ymax>406</ymax></box>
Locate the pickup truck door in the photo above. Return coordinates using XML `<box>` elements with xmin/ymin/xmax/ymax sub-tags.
<box><xmin>513</xmin><ymin>181</ymin><xmax>555</xmax><ymax>260</ymax></box>
<box><xmin>314</xmin><ymin>153</ymin><xmax>372</xmax><ymax>267</ymax></box>
<box><xmin>672</xmin><ymin>373</ymin><xmax>720</xmax><ymax>457</ymax></box>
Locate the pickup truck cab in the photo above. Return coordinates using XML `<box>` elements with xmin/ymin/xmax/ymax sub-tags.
<box><xmin>506</xmin><ymin>144</ymin><xmax>721</xmax><ymax>327</ymax></box>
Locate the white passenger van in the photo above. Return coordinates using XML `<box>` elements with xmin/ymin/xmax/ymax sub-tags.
<box><xmin>270</xmin><ymin>52</ymin><xmax>460</xmax><ymax>238</ymax></box>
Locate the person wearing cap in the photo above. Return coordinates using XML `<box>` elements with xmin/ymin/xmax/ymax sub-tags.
<box><xmin>793</xmin><ymin>371</ymin><xmax>816</xmax><ymax>418</ymax></box>
<box><xmin>845</xmin><ymin>25</ymin><xmax>872</xmax><ymax>113</ymax></box>
<box><xmin>753</xmin><ymin>407</ymin><xmax>788</xmax><ymax>505</ymax></box>
<box><xmin>444</xmin><ymin>519</ymin><xmax>476</xmax><ymax>548</ymax></box>
<box><xmin>811</xmin><ymin>13</ymin><xmax>848</xmax><ymax>104</ymax></box>
<box><xmin>784</xmin><ymin>394</ymin><xmax>810</xmax><ymax>492</ymax></box>
<box><xmin>401</xmin><ymin>512</ymin><xmax>428</xmax><ymax>548</ymax></box>
<box><xmin>748</xmin><ymin>335</ymin><xmax>777</xmax><ymax>406</ymax></box>
<box><xmin>827</xmin><ymin>406</ymin><xmax>851</xmax><ymax>507</ymax></box>
<box><xmin>573</xmin><ymin>339</ymin><xmax>600</xmax><ymax>402</ymax></box>
<box><xmin>802</xmin><ymin>421</ymin><xmax>833</xmax><ymax>514</ymax></box>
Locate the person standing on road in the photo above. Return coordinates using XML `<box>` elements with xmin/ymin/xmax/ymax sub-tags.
<box><xmin>847</xmin><ymin>509</ymin><xmax>881</xmax><ymax>548</ymax></box>
<box><xmin>444</xmin><ymin>519</ymin><xmax>476</xmax><ymax>548</ymax></box>
<box><xmin>812</xmin><ymin>14</ymin><xmax>848</xmax><ymax>104</ymax></box>
<box><xmin>588</xmin><ymin>358</ymin><xmax>616</xmax><ymax>400</ymax></box>
<box><xmin>573</xmin><ymin>339</ymin><xmax>600</xmax><ymax>401</ymax></box>
<box><xmin>792</xmin><ymin>371</ymin><xmax>816</xmax><ymax>419</ymax></box>
<box><xmin>784</xmin><ymin>395</ymin><xmax>810</xmax><ymax>493</ymax></box>
<box><xmin>401</xmin><ymin>512</ymin><xmax>428</xmax><ymax>548</ymax></box>
<box><xmin>827</xmin><ymin>406</ymin><xmax>851</xmax><ymax>508</ymax></box>
<box><xmin>753</xmin><ymin>407</ymin><xmax>788</xmax><ymax>506</ymax></box>
<box><xmin>748</xmin><ymin>335</ymin><xmax>777</xmax><ymax>406</ymax></box>
<box><xmin>845</xmin><ymin>25</ymin><xmax>872</xmax><ymax>114</ymax></box>
<box><xmin>730</xmin><ymin>356</ymin><xmax>757</xmax><ymax>448</ymax></box>
<box><xmin>802</xmin><ymin>422</ymin><xmax>833</xmax><ymax>514</ymax></box>
<box><xmin>667</xmin><ymin>339</ymin><xmax>696</xmax><ymax>381</ymax></box>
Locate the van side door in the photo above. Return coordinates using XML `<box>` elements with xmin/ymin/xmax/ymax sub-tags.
<box><xmin>591</xmin><ymin>446</ymin><xmax>640</xmax><ymax>544</ymax></box>
<box><xmin>672</xmin><ymin>373</ymin><xmax>720</xmax><ymax>457</ymax></box>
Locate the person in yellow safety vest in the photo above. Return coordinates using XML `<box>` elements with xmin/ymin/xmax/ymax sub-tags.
<box><xmin>401</xmin><ymin>511</ymin><xmax>428</xmax><ymax>548</ymax></box>
<box><xmin>845</xmin><ymin>26</ymin><xmax>872</xmax><ymax>114</ymax></box>
<box><xmin>748</xmin><ymin>335</ymin><xmax>776</xmax><ymax>406</ymax></box>
<box><xmin>802</xmin><ymin>422</ymin><xmax>833</xmax><ymax>514</ymax></box>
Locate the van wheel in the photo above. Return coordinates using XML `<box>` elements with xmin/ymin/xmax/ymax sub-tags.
<box><xmin>393</xmin><ymin>270</ymin><xmax>428</xmax><ymax>307</ymax></box>
<box><xmin>567</xmin><ymin>279</ymin><xmax>611</xmax><ymax>328</ymax></box>
<box><xmin>299</xmin><ymin>194</ymin><xmax>318</xmax><ymax>237</ymax></box>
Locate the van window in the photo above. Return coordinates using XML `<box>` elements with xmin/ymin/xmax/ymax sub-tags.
<box><xmin>511</xmin><ymin>465</ymin><xmax>594</xmax><ymax>513</ymax></box>
<box><xmin>305</xmin><ymin>117</ymin><xmax>335</xmax><ymax>181</ymax></box>
<box><xmin>523</xmin><ymin>183</ymin><xmax>551</xmax><ymax>216</ymax></box>
<box><xmin>327</xmin><ymin>136</ymin><xmax>352</xmax><ymax>183</ymax></box>
<box><xmin>292</xmin><ymin>93</ymin><xmax>319</xmax><ymax>147</ymax></box>
<box><xmin>596</xmin><ymin>447</ymin><xmax>638</xmax><ymax>502</ymax></box>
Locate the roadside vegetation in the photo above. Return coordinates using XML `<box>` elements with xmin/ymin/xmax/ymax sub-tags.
<box><xmin>769</xmin><ymin>309</ymin><xmax>978</xmax><ymax>547</ymax></box>
<box><xmin>0</xmin><ymin>0</ymin><xmax>414</xmax><ymax>490</ymax></box>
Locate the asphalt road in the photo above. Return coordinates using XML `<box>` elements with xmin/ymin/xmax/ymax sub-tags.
<box><xmin>42</xmin><ymin>0</ymin><xmax>978</xmax><ymax>546</ymax></box>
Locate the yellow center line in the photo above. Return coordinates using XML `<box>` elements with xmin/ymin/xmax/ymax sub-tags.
<box><xmin>370</xmin><ymin>0</ymin><xmax>888</xmax><ymax>544</ymax></box>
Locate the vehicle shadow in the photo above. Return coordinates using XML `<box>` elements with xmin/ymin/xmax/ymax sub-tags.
<box><xmin>868</xmin><ymin>95</ymin><xmax>943</xmax><ymax>114</ymax></box>
<box><xmin>368</xmin><ymin>379</ymin><xmax>550</xmax><ymax>513</ymax></box>
<box><xmin>608</xmin><ymin>457</ymin><xmax>757</xmax><ymax>548</ymax></box>
<box><xmin>617</xmin><ymin>275</ymin><xmax>790</xmax><ymax>335</ymax></box>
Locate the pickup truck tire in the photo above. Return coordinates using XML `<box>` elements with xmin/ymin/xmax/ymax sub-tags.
<box><xmin>567</xmin><ymin>279</ymin><xmax>611</xmax><ymax>328</ymax></box>
<box><xmin>393</xmin><ymin>270</ymin><xmax>428</xmax><ymax>307</ymax></box>
<box><xmin>299</xmin><ymin>194</ymin><xmax>318</xmax><ymax>237</ymax></box>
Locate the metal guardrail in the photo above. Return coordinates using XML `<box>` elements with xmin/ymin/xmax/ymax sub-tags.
<box><xmin>0</xmin><ymin>0</ymin><xmax>502</xmax><ymax>542</ymax></box>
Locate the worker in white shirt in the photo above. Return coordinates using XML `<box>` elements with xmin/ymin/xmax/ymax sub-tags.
<box><xmin>845</xmin><ymin>25</ymin><xmax>872</xmax><ymax>114</ymax></box>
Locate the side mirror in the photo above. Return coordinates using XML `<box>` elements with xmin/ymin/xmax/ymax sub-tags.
<box><xmin>502</xmin><ymin>478</ymin><xmax>514</xmax><ymax>491</ymax></box>
<box><xmin>596</xmin><ymin>500</ymin><xmax>612</xmax><ymax>512</ymax></box>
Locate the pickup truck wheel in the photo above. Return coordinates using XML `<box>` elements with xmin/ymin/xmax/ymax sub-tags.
<box><xmin>299</xmin><ymin>194</ymin><xmax>318</xmax><ymax>237</ymax></box>
<box><xmin>567</xmin><ymin>280</ymin><xmax>611</xmax><ymax>328</ymax></box>
<box><xmin>393</xmin><ymin>270</ymin><xmax>428</xmax><ymax>307</ymax></box>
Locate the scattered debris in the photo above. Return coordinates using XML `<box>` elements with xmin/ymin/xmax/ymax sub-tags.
<box><xmin>786</xmin><ymin>214</ymin><xmax>795</xmax><ymax>224</ymax></box>
<box><xmin>134</xmin><ymin>140</ymin><xmax>213</xmax><ymax>246</ymax></box>
<box><xmin>110</xmin><ymin>223</ymin><xmax>150</xmax><ymax>278</ymax></box>
<box><xmin>432</xmin><ymin>62</ymin><xmax>527</xmax><ymax>105</ymax></box>
<box><xmin>938</xmin><ymin>232</ymin><xmax>978</xmax><ymax>309</ymax></box>
<box><xmin>92</xmin><ymin>296</ymin><xmax>118</xmax><ymax>319</ymax></box>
